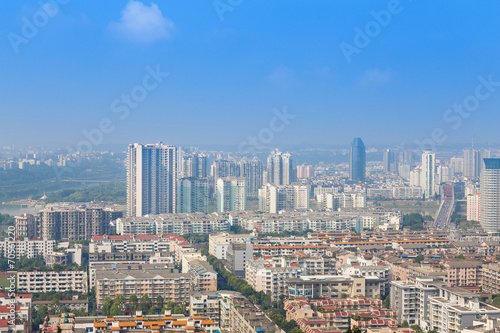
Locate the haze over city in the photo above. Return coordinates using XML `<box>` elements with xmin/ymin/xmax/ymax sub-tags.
<box><xmin>2</xmin><ymin>1</ymin><xmax>500</xmax><ymax>147</ymax></box>
<box><xmin>4</xmin><ymin>2</ymin><xmax>500</xmax><ymax>333</ymax></box>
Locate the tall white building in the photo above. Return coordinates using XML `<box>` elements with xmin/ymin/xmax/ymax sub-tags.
<box><xmin>317</xmin><ymin>192</ymin><xmax>365</xmax><ymax>210</ymax></box>
<box><xmin>450</xmin><ymin>156</ymin><xmax>464</xmax><ymax>174</ymax></box>
<box><xmin>467</xmin><ymin>192</ymin><xmax>480</xmax><ymax>222</ymax></box>
<box><xmin>258</xmin><ymin>183</ymin><xmax>309</xmax><ymax>213</ymax></box>
<box><xmin>480</xmin><ymin>158</ymin><xmax>500</xmax><ymax>232</ymax></box>
<box><xmin>216</xmin><ymin>177</ymin><xmax>246</xmax><ymax>212</ymax></box>
<box><xmin>410</xmin><ymin>167</ymin><xmax>421</xmax><ymax>187</ymax></box>
<box><xmin>238</xmin><ymin>157</ymin><xmax>264</xmax><ymax>197</ymax></box>
<box><xmin>436</xmin><ymin>165</ymin><xmax>452</xmax><ymax>184</ymax></box>
<box><xmin>421</xmin><ymin>151</ymin><xmax>435</xmax><ymax>199</ymax></box>
<box><xmin>266</xmin><ymin>149</ymin><xmax>294</xmax><ymax>185</ymax></box>
<box><xmin>127</xmin><ymin>143</ymin><xmax>180</xmax><ymax>217</ymax></box>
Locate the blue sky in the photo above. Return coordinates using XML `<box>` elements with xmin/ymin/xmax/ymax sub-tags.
<box><xmin>1</xmin><ymin>0</ymin><xmax>500</xmax><ymax>149</ymax></box>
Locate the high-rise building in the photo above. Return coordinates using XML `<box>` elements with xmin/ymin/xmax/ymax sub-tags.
<box><xmin>480</xmin><ymin>158</ymin><xmax>500</xmax><ymax>232</ymax></box>
<box><xmin>383</xmin><ymin>149</ymin><xmax>395</xmax><ymax>173</ymax></box>
<box><xmin>15</xmin><ymin>213</ymin><xmax>40</xmax><ymax>240</ymax></box>
<box><xmin>463</xmin><ymin>148</ymin><xmax>482</xmax><ymax>178</ymax></box>
<box><xmin>212</xmin><ymin>159</ymin><xmax>238</xmax><ymax>183</ymax></box>
<box><xmin>463</xmin><ymin>147</ymin><xmax>490</xmax><ymax>178</ymax></box>
<box><xmin>436</xmin><ymin>165</ymin><xmax>452</xmax><ymax>184</ymax></box>
<box><xmin>266</xmin><ymin>150</ymin><xmax>294</xmax><ymax>185</ymax></box>
<box><xmin>349</xmin><ymin>138</ymin><xmax>366</xmax><ymax>181</ymax></box>
<box><xmin>238</xmin><ymin>157</ymin><xmax>264</xmax><ymax>197</ymax></box>
<box><xmin>421</xmin><ymin>151</ymin><xmax>436</xmax><ymax>199</ymax></box>
<box><xmin>40</xmin><ymin>205</ymin><xmax>122</xmax><ymax>241</ymax></box>
<box><xmin>297</xmin><ymin>165</ymin><xmax>314</xmax><ymax>179</ymax></box>
<box><xmin>450</xmin><ymin>156</ymin><xmax>464</xmax><ymax>174</ymax></box>
<box><xmin>467</xmin><ymin>192</ymin><xmax>480</xmax><ymax>222</ymax></box>
<box><xmin>127</xmin><ymin>143</ymin><xmax>179</xmax><ymax>217</ymax></box>
<box><xmin>177</xmin><ymin>177</ymin><xmax>209</xmax><ymax>214</ymax></box>
<box><xmin>182</xmin><ymin>153</ymin><xmax>208</xmax><ymax>179</ymax></box>
<box><xmin>216</xmin><ymin>177</ymin><xmax>246</xmax><ymax>212</ymax></box>
<box><xmin>258</xmin><ymin>183</ymin><xmax>309</xmax><ymax>213</ymax></box>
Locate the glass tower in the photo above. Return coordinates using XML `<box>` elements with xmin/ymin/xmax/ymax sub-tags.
<box><xmin>349</xmin><ymin>138</ymin><xmax>366</xmax><ymax>181</ymax></box>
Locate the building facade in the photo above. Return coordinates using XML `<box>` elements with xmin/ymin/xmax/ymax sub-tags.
<box><xmin>127</xmin><ymin>142</ymin><xmax>179</xmax><ymax>217</ymax></box>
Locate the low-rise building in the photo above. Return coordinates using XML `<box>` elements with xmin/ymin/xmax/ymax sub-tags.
<box><xmin>17</xmin><ymin>270</ymin><xmax>87</xmax><ymax>293</ymax></box>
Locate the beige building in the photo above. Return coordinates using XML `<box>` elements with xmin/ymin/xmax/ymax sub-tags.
<box><xmin>95</xmin><ymin>269</ymin><xmax>191</xmax><ymax>308</ymax></box>
<box><xmin>246</xmin><ymin>258</ymin><xmax>304</xmax><ymax>300</ymax></box>
<box><xmin>40</xmin><ymin>204</ymin><xmax>122</xmax><ymax>241</ymax></box>
<box><xmin>286</xmin><ymin>275</ymin><xmax>381</xmax><ymax>299</ymax></box>
<box><xmin>184</xmin><ymin>259</ymin><xmax>217</xmax><ymax>292</ymax></box>
<box><xmin>14</xmin><ymin>213</ymin><xmax>40</xmax><ymax>239</ymax></box>
<box><xmin>17</xmin><ymin>270</ymin><xmax>87</xmax><ymax>293</ymax></box>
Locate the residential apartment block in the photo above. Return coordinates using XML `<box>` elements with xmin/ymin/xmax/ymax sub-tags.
<box><xmin>17</xmin><ymin>270</ymin><xmax>87</xmax><ymax>293</ymax></box>
<box><xmin>95</xmin><ymin>269</ymin><xmax>191</xmax><ymax>308</ymax></box>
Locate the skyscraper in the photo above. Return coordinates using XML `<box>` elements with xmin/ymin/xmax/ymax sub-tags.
<box><xmin>127</xmin><ymin>143</ymin><xmax>179</xmax><ymax>217</ymax></box>
<box><xmin>177</xmin><ymin>177</ymin><xmax>209</xmax><ymax>214</ymax></box>
<box><xmin>464</xmin><ymin>146</ymin><xmax>490</xmax><ymax>179</ymax></box>
<box><xmin>182</xmin><ymin>153</ymin><xmax>208</xmax><ymax>179</ymax></box>
<box><xmin>266</xmin><ymin>149</ymin><xmax>294</xmax><ymax>185</ymax></box>
<box><xmin>383</xmin><ymin>149</ymin><xmax>395</xmax><ymax>173</ymax></box>
<box><xmin>349</xmin><ymin>138</ymin><xmax>366</xmax><ymax>181</ymax></box>
<box><xmin>212</xmin><ymin>159</ymin><xmax>238</xmax><ymax>183</ymax></box>
<box><xmin>238</xmin><ymin>157</ymin><xmax>264</xmax><ymax>197</ymax></box>
<box><xmin>421</xmin><ymin>151</ymin><xmax>435</xmax><ymax>199</ymax></box>
<box><xmin>216</xmin><ymin>177</ymin><xmax>246</xmax><ymax>212</ymax></box>
<box><xmin>480</xmin><ymin>158</ymin><xmax>500</xmax><ymax>232</ymax></box>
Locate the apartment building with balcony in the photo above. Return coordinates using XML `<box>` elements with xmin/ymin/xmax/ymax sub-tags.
<box><xmin>14</xmin><ymin>213</ymin><xmax>40</xmax><ymax>239</ymax></box>
<box><xmin>481</xmin><ymin>264</ymin><xmax>500</xmax><ymax>294</ymax></box>
<box><xmin>0</xmin><ymin>238</ymin><xmax>56</xmax><ymax>260</ymax></box>
<box><xmin>390</xmin><ymin>281</ymin><xmax>419</xmax><ymax>325</ymax></box>
<box><xmin>183</xmin><ymin>259</ymin><xmax>217</xmax><ymax>292</ymax></box>
<box><xmin>286</xmin><ymin>275</ymin><xmax>381</xmax><ymax>299</ymax></box>
<box><xmin>95</xmin><ymin>269</ymin><xmax>191</xmax><ymax>309</ymax></box>
<box><xmin>246</xmin><ymin>258</ymin><xmax>304</xmax><ymax>300</ymax></box>
<box><xmin>40</xmin><ymin>204</ymin><xmax>123</xmax><ymax>241</ymax></box>
<box><xmin>229</xmin><ymin>297</ymin><xmax>282</xmax><ymax>333</ymax></box>
<box><xmin>391</xmin><ymin>277</ymin><xmax>500</xmax><ymax>333</ymax></box>
<box><xmin>444</xmin><ymin>261</ymin><xmax>482</xmax><ymax>287</ymax></box>
<box><xmin>17</xmin><ymin>270</ymin><xmax>87</xmax><ymax>293</ymax></box>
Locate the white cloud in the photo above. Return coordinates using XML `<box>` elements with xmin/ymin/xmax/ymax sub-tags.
<box><xmin>359</xmin><ymin>68</ymin><xmax>394</xmax><ymax>85</ymax></box>
<box><xmin>267</xmin><ymin>65</ymin><xmax>295</xmax><ymax>89</ymax></box>
<box><xmin>109</xmin><ymin>1</ymin><xmax>174</xmax><ymax>43</ymax></box>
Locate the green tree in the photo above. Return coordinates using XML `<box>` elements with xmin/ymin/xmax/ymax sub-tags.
<box><xmin>38</xmin><ymin>305</ymin><xmax>48</xmax><ymax>318</ymax></box>
<box><xmin>156</xmin><ymin>295</ymin><xmax>164</xmax><ymax>309</ymax></box>
<box><xmin>383</xmin><ymin>295</ymin><xmax>390</xmax><ymax>309</ymax></box>
<box><xmin>410</xmin><ymin>324</ymin><xmax>423</xmax><ymax>333</ymax></box>
<box><xmin>493</xmin><ymin>296</ymin><xmax>500</xmax><ymax>306</ymax></box>
<box><xmin>401</xmin><ymin>320</ymin><xmax>409</xmax><ymax>328</ymax></box>
<box><xmin>51</xmin><ymin>299</ymin><xmax>60</xmax><ymax>314</ymax></box>
<box><xmin>346</xmin><ymin>325</ymin><xmax>362</xmax><ymax>333</ymax></box>
<box><xmin>110</xmin><ymin>304</ymin><xmax>122</xmax><ymax>316</ymax></box>
<box><xmin>140</xmin><ymin>294</ymin><xmax>152</xmax><ymax>313</ymax></box>
<box><xmin>114</xmin><ymin>294</ymin><xmax>125</xmax><ymax>310</ymax></box>
<box><xmin>102</xmin><ymin>297</ymin><xmax>113</xmax><ymax>317</ymax></box>
<box><xmin>166</xmin><ymin>300</ymin><xmax>175</xmax><ymax>310</ymax></box>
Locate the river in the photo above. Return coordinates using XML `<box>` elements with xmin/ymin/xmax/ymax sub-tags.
<box><xmin>0</xmin><ymin>204</ymin><xmax>42</xmax><ymax>216</ymax></box>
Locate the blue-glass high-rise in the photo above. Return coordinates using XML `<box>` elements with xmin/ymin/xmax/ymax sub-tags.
<box><xmin>349</xmin><ymin>138</ymin><xmax>366</xmax><ymax>181</ymax></box>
